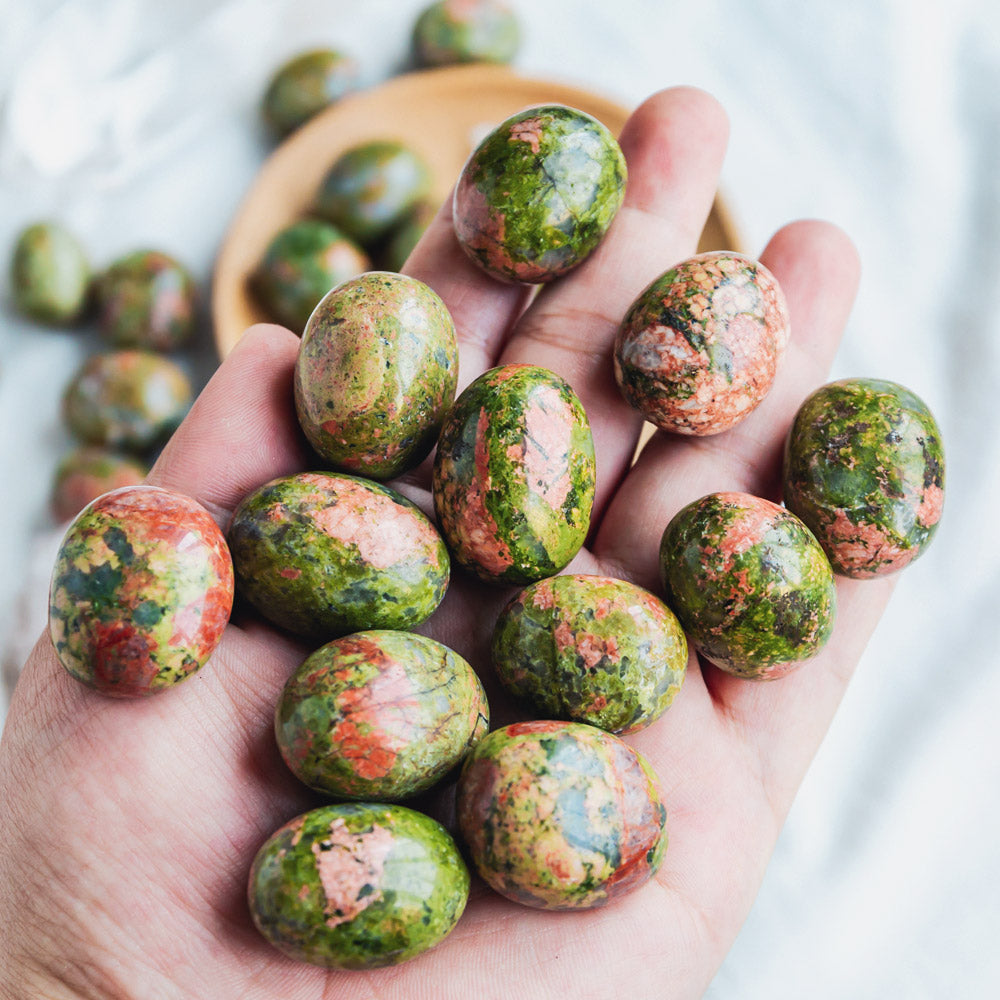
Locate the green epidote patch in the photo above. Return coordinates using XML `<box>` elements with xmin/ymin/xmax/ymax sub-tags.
<box><xmin>783</xmin><ymin>377</ymin><xmax>945</xmax><ymax>578</ymax></box>
<box><xmin>276</xmin><ymin>630</ymin><xmax>489</xmax><ymax>800</ymax></box>
<box><xmin>10</xmin><ymin>221</ymin><xmax>91</xmax><ymax>325</ymax></box>
<box><xmin>294</xmin><ymin>271</ymin><xmax>458</xmax><ymax>479</ymax></box>
<box><xmin>261</xmin><ymin>48</ymin><xmax>359</xmax><ymax>137</ymax></box>
<box><xmin>95</xmin><ymin>250</ymin><xmax>197</xmax><ymax>352</ymax></box>
<box><xmin>614</xmin><ymin>252</ymin><xmax>790</xmax><ymax>436</ymax></box>
<box><xmin>455</xmin><ymin>720</ymin><xmax>667</xmax><ymax>910</ymax></box>
<box><xmin>492</xmin><ymin>574</ymin><xmax>687</xmax><ymax>734</ymax></box>
<box><xmin>62</xmin><ymin>350</ymin><xmax>192</xmax><ymax>452</ymax></box>
<box><xmin>48</xmin><ymin>485</ymin><xmax>233</xmax><ymax>697</ymax></box>
<box><xmin>432</xmin><ymin>364</ymin><xmax>595</xmax><ymax>585</ymax></box>
<box><xmin>453</xmin><ymin>104</ymin><xmax>626</xmax><ymax>283</ymax></box>
<box><xmin>315</xmin><ymin>141</ymin><xmax>432</xmax><ymax>248</ymax></box>
<box><xmin>248</xmin><ymin>802</ymin><xmax>469</xmax><ymax>969</ymax></box>
<box><xmin>252</xmin><ymin>219</ymin><xmax>369</xmax><ymax>333</ymax></box>
<box><xmin>411</xmin><ymin>0</ymin><xmax>521</xmax><ymax>67</ymax></box>
<box><xmin>659</xmin><ymin>492</ymin><xmax>836</xmax><ymax>680</ymax></box>
<box><xmin>227</xmin><ymin>472</ymin><xmax>449</xmax><ymax>639</ymax></box>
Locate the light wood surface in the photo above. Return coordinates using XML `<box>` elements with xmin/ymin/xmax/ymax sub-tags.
<box><xmin>212</xmin><ymin>63</ymin><xmax>740</xmax><ymax>358</ymax></box>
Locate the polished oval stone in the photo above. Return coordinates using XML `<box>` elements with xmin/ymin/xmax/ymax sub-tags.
<box><xmin>276</xmin><ymin>629</ymin><xmax>489</xmax><ymax>800</ymax></box>
<box><xmin>51</xmin><ymin>446</ymin><xmax>148</xmax><ymax>522</ymax></box>
<box><xmin>10</xmin><ymin>221</ymin><xmax>91</xmax><ymax>325</ymax></box>
<box><xmin>783</xmin><ymin>377</ymin><xmax>945</xmax><ymax>577</ymax></box>
<box><xmin>252</xmin><ymin>218</ymin><xmax>370</xmax><ymax>333</ymax></box>
<box><xmin>62</xmin><ymin>350</ymin><xmax>193</xmax><ymax>452</ymax></box>
<box><xmin>412</xmin><ymin>0</ymin><xmax>521</xmax><ymax>67</ymax></box>
<box><xmin>315</xmin><ymin>141</ymin><xmax>432</xmax><ymax>248</ymax></box>
<box><xmin>95</xmin><ymin>250</ymin><xmax>198</xmax><ymax>352</ymax></box>
<box><xmin>248</xmin><ymin>802</ymin><xmax>469</xmax><ymax>968</ymax></box>
<box><xmin>48</xmin><ymin>485</ymin><xmax>234</xmax><ymax>697</ymax></box>
<box><xmin>261</xmin><ymin>48</ymin><xmax>359</xmax><ymax>136</ymax></box>
<box><xmin>456</xmin><ymin>720</ymin><xmax>667</xmax><ymax>909</ymax></box>
<box><xmin>614</xmin><ymin>251</ymin><xmax>790</xmax><ymax>435</ymax></box>
<box><xmin>227</xmin><ymin>472</ymin><xmax>449</xmax><ymax>638</ymax></box>
<box><xmin>453</xmin><ymin>104</ymin><xmax>626</xmax><ymax>283</ymax></box>
<box><xmin>659</xmin><ymin>491</ymin><xmax>836</xmax><ymax>680</ymax></box>
<box><xmin>294</xmin><ymin>271</ymin><xmax>458</xmax><ymax>479</ymax></box>
<box><xmin>492</xmin><ymin>574</ymin><xmax>687</xmax><ymax>734</ymax></box>
<box><xmin>432</xmin><ymin>363</ymin><xmax>595</xmax><ymax>585</ymax></box>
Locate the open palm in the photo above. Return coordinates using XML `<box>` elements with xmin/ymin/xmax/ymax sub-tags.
<box><xmin>0</xmin><ymin>87</ymin><xmax>893</xmax><ymax>1000</ymax></box>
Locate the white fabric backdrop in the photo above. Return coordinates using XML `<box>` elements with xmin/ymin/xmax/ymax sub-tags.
<box><xmin>2</xmin><ymin>1</ymin><xmax>997</xmax><ymax>995</ymax></box>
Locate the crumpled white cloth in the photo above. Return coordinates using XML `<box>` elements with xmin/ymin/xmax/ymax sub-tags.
<box><xmin>2</xmin><ymin>1</ymin><xmax>998</xmax><ymax>996</ymax></box>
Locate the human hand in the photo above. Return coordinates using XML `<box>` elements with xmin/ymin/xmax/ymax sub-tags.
<box><xmin>0</xmin><ymin>87</ymin><xmax>893</xmax><ymax>1000</ymax></box>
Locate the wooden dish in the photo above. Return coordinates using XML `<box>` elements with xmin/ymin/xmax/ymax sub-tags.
<box><xmin>212</xmin><ymin>63</ymin><xmax>740</xmax><ymax>358</ymax></box>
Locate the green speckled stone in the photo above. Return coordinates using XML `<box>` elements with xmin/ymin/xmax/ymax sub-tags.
<box><xmin>412</xmin><ymin>0</ymin><xmax>521</xmax><ymax>67</ymax></box>
<box><xmin>48</xmin><ymin>486</ymin><xmax>233</xmax><ymax>697</ymax></box>
<box><xmin>227</xmin><ymin>472</ymin><xmax>449</xmax><ymax>638</ymax></box>
<box><xmin>95</xmin><ymin>250</ymin><xmax>198</xmax><ymax>352</ymax></box>
<box><xmin>614</xmin><ymin>252</ymin><xmax>790</xmax><ymax>436</ymax></box>
<box><xmin>456</xmin><ymin>720</ymin><xmax>667</xmax><ymax>910</ymax></box>
<box><xmin>10</xmin><ymin>221</ymin><xmax>91</xmax><ymax>325</ymax></box>
<box><xmin>294</xmin><ymin>271</ymin><xmax>458</xmax><ymax>479</ymax></box>
<box><xmin>492</xmin><ymin>574</ymin><xmax>687</xmax><ymax>734</ymax></box>
<box><xmin>315</xmin><ymin>141</ymin><xmax>433</xmax><ymax>248</ymax></box>
<box><xmin>432</xmin><ymin>364</ymin><xmax>595</xmax><ymax>585</ymax></box>
<box><xmin>783</xmin><ymin>378</ymin><xmax>945</xmax><ymax>578</ymax></box>
<box><xmin>659</xmin><ymin>492</ymin><xmax>836</xmax><ymax>680</ymax></box>
<box><xmin>252</xmin><ymin>219</ymin><xmax>370</xmax><ymax>333</ymax></box>
<box><xmin>249</xmin><ymin>802</ymin><xmax>469</xmax><ymax>969</ymax></box>
<box><xmin>452</xmin><ymin>104</ymin><xmax>626</xmax><ymax>283</ymax></box>
<box><xmin>262</xmin><ymin>48</ymin><xmax>359</xmax><ymax>137</ymax></box>
<box><xmin>277</xmin><ymin>630</ymin><xmax>488</xmax><ymax>800</ymax></box>
<box><xmin>51</xmin><ymin>446</ymin><xmax>148</xmax><ymax>522</ymax></box>
<box><xmin>62</xmin><ymin>350</ymin><xmax>193</xmax><ymax>452</ymax></box>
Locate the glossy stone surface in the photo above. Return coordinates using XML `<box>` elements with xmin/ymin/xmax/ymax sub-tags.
<box><xmin>261</xmin><ymin>48</ymin><xmax>359</xmax><ymax>136</ymax></box>
<box><xmin>659</xmin><ymin>492</ymin><xmax>836</xmax><ymax>680</ymax></box>
<box><xmin>252</xmin><ymin>219</ymin><xmax>370</xmax><ymax>333</ymax></box>
<box><xmin>456</xmin><ymin>720</ymin><xmax>667</xmax><ymax>909</ymax></box>
<box><xmin>315</xmin><ymin>141</ymin><xmax>432</xmax><ymax>248</ymax></box>
<box><xmin>10</xmin><ymin>221</ymin><xmax>91</xmax><ymax>325</ymax></box>
<box><xmin>614</xmin><ymin>251</ymin><xmax>790</xmax><ymax>435</ymax></box>
<box><xmin>432</xmin><ymin>364</ymin><xmax>595</xmax><ymax>585</ymax></box>
<box><xmin>228</xmin><ymin>472</ymin><xmax>449</xmax><ymax>638</ymax></box>
<box><xmin>48</xmin><ymin>485</ymin><xmax>234</xmax><ymax>697</ymax></box>
<box><xmin>51</xmin><ymin>446</ymin><xmax>148</xmax><ymax>522</ymax></box>
<box><xmin>412</xmin><ymin>0</ymin><xmax>521</xmax><ymax>67</ymax></box>
<box><xmin>62</xmin><ymin>350</ymin><xmax>193</xmax><ymax>452</ymax></box>
<box><xmin>294</xmin><ymin>271</ymin><xmax>458</xmax><ymax>479</ymax></box>
<box><xmin>452</xmin><ymin>104</ymin><xmax>626</xmax><ymax>283</ymax></box>
<box><xmin>277</xmin><ymin>630</ymin><xmax>488</xmax><ymax>800</ymax></box>
<box><xmin>492</xmin><ymin>574</ymin><xmax>687</xmax><ymax>734</ymax></box>
<box><xmin>783</xmin><ymin>378</ymin><xmax>946</xmax><ymax>577</ymax></box>
<box><xmin>249</xmin><ymin>802</ymin><xmax>469</xmax><ymax>969</ymax></box>
<box><xmin>95</xmin><ymin>250</ymin><xmax>198</xmax><ymax>352</ymax></box>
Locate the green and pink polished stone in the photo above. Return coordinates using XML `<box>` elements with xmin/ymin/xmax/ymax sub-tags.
<box><xmin>227</xmin><ymin>471</ymin><xmax>449</xmax><ymax>638</ymax></box>
<box><xmin>456</xmin><ymin>720</ymin><xmax>668</xmax><ymax>910</ymax></box>
<box><xmin>51</xmin><ymin>446</ymin><xmax>148</xmax><ymax>522</ymax></box>
<box><xmin>614</xmin><ymin>251</ymin><xmax>790</xmax><ymax>435</ymax></box>
<box><xmin>492</xmin><ymin>574</ymin><xmax>688</xmax><ymax>734</ymax></box>
<box><xmin>659</xmin><ymin>491</ymin><xmax>836</xmax><ymax>680</ymax></box>
<box><xmin>248</xmin><ymin>802</ymin><xmax>469</xmax><ymax>968</ymax></box>
<box><xmin>432</xmin><ymin>363</ymin><xmax>595</xmax><ymax>585</ymax></box>
<box><xmin>783</xmin><ymin>377</ymin><xmax>945</xmax><ymax>577</ymax></box>
<box><xmin>453</xmin><ymin>104</ymin><xmax>627</xmax><ymax>283</ymax></box>
<box><xmin>411</xmin><ymin>0</ymin><xmax>521</xmax><ymax>67</ymax></box>
<box><xmin>261</xmin><ymin>48</ymin><xmax>359</xmax><ymax>137</ymax></box>
<box><xmin>95</xmin><ymin>249</ymin><xmax>198</xmax><ymax>352</ymax></box>
<box><xmin>48</xmin><ymin>485</ymin><xmax>234</xmax><ymax>697</ymax></box>
<box><xmin>294</xmin><ymin>271</ymin><xmax>458</xmax><ymax>479</ymax></box>
<box><xmin>276</xmin><ymin>630</ymin><xmax>489</xmax><ymax>801</ymax></box>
